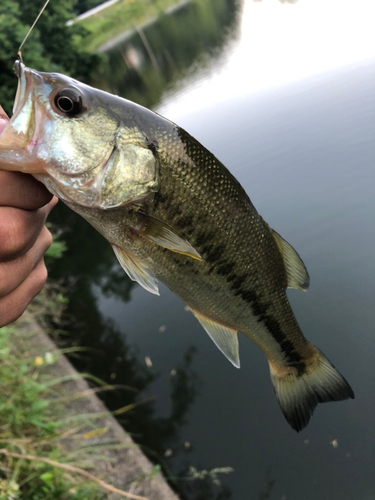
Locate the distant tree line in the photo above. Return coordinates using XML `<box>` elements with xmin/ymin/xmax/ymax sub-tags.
<box><xmin>0</xmin><ymin>0</ymin><xmax>102</xmax><ymax>115</ymax></box>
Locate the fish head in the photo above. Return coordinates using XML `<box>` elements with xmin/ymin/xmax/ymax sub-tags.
<box><xmin>0</xmin><ymin>61</ymin><xmax>159</xmax><ymax>209</ymax></box>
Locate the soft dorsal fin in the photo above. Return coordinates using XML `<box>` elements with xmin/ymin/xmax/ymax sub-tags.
<box><xmin>112</xmin><ymin>245</ymin><xmax>159</xmax><ymax>295</ymax></box>
<box><xmin>269</xmin><ymin>228</ymin><xmax>310</xmax><ymax>291</ymax></box>
<box><xmin>138</xmin><ymin>214</ymin><xmax>202</xmax><ymax>261</ymax></box>
<box><xmin>191</xmin><ymin>309</ymin><xmax>240</xmax><ymax>368</ymax></box>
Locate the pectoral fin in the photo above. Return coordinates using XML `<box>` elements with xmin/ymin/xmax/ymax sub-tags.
<box><xmin>138</xmin><ymin>214</ymin><xmax>202</xmax><ymax>261</ymax></box>
<box><xmin>191</xmin><ymin>309</ymin><xmax>240</xmax><ymax>368</ymax></box>
<box><xmin>269</xmin><ymin>228</ymin><xmax>310</xmax><ymax>291</ymax></box>
<box><xmin>112</xmin><ymin>245</ymin><xmax>159</xmax><ymax>295</ymax></box>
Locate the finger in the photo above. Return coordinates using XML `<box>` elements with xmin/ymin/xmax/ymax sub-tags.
<box><xmin>0</xmin><ymin>105</ymin><xmax>9</xmax><ymax>132</ymax></box>
<box><xmin>0</xmin><ymin>201</ymin><xmax>56</xmax><ymax>261</ymax></box>
<box><xmin>0</xmin><ymin>260</ymin><xmax>48</xmax><ymax>328</ymax></box>
<box><xmin>0</xmin><ymin>171</ymin><xmax>53</xmax><ymax>210</ymax></box>
<box><xmin>0</xmin><ymin>226</ymin><xmax>52</xmax><ymax>298</ymax></box>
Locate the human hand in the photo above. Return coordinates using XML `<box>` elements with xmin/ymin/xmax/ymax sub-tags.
<box><xmin>0</xmin><ymin>105</ymin><xmax>58</xmax><ymax>327</ymax></box>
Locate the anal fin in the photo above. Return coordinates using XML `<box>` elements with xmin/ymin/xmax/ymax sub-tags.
<box><xmin>191</xmin><ymin>309</ymin><xmax>240</xmax><ymax>368</ymax></box>
<box><xmin>112</xmin><ymin>245</ymin><xmax>159</xmax><ymax>295</ymax></box>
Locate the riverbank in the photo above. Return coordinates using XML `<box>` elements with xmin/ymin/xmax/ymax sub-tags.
<box><xmin>0</xmin><ymin>305</ymin><xmax>179</xmax><ymax>499</ymax></box>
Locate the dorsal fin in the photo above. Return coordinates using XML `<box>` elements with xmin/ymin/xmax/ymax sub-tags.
<box><xmin>269</xmin><ymin>228</ymin><xmax>310</xmax><ymax>291</ymax></box>
<box><xmin>190</xmin><ymin>309</ymin><xmax>240</xmax><ymax>368</ymax></box>
<box><xmin>112</xmin><ymin>245</ymin><xmax>159</xmax><ymax>295</ymax></box>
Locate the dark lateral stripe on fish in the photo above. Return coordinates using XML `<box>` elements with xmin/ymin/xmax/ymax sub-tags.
<box><xmin>226</xmin><ymin>273</ymin><xmax>248</xmax><ymax>289</ymax></box>
<box><xmin>157</xmin><ymin>188</ymin><xmax>306</xmax><ymax>371</ymax></box>
<box><xmin>200</xmin><ymin>243</ymin><xmax>227</xmax><ymax>264</ymax></box>
<box><xmin>260</xmin><ymin>314</ymin><xmax>305</xmax><ymax>371</ymax></box>
<box><xmin>195</xmin><ymin>231</ymin><xmax>214</xmax><ymax>248</ymax></box>
<box><xmin>155</xmin><ymin>190</ymin><xmax>201</xmax><ymax>236</ymax></box>
<box><xmin>178</xmin><ymin>231</ymin><xmax>307</xmax><ymax>371</ymax></box>
<box><xmin>230</xmin><ymin>277</ymin><xmax>306</xmax><ymax>369</ymax></box>
<box><xmin>174</xmin><ymin>214</ymin><xmax>195</xmax><ymax>230</ymax></box>
<box><xmin>215</xmin><ymin>262</ymin><xmax>234</xmax><ymax>277</ymax></box>
<box><xmin>203</xmin><ymin>250</ymin><xmax>307</xmax><ymax>371</ymax></box>
<box><xmin>154</xmin><ymin>190</ymin><xmax>175</xmax><ymax>212</ymax></box>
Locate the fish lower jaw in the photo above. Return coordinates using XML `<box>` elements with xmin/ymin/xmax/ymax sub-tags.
<box><xmin>33</xmin><ymin>173</ymin><xmax>103</xmax><ymax>208</ymax></box>
<box><xmin>0</xmin><ymin>146</ymin><xmax>43</xmax><ymax>174</ymax></box>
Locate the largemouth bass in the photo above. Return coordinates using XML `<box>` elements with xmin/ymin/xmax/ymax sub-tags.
<box><xmin>0</xmin><ymin>61</ymin><xmax>354</xmax><ymax>431</ymax></box>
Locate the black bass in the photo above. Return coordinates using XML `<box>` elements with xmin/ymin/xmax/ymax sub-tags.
<box><xmin>0</xmin><ymin>62</ymin><xmax>354</xmax><ymax>431</ymax></box>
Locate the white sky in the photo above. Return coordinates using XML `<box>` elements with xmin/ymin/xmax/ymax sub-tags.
<box><xmin>157</xmin><ymin>0</ymin><xmax>375</xmax><ymax>118</ymax></box>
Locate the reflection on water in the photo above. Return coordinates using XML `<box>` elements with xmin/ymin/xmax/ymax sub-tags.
<box><xmin>93</xmin><ymin>0</ymin><xmax>240</xmax><ymax>109</ymax></box>
<box><xmin>49</xmin><ymin>0</ymin><xmax>375</xmax><ymax>498</ymax></box>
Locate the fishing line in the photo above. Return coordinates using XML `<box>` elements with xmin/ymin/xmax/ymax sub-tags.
<box><xmin>18</xmin><ymin>0</ymin><xmax>52</xmax><ymax>63</ymax></box>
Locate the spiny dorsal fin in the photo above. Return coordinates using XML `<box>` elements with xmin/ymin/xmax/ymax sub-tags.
<box><xmin>138</xmin><ymin>214</ymin><xmax>202</xmax><ymax>261</ymax></box>
<box><xmin>191</xmin><ymin>309</ymin><xmax>240</xmax><ymax>368</ymax></box>
<box><xmin>269</xmin><ymin>228</ymin><xmax>309</xmax><ymax>291</ymax></box>
<box><xmin>112</xmin><ymin>245</ymin><xmax>159</xmax><ymax>295</ymax></box>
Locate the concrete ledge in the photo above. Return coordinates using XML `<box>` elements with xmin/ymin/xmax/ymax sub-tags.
<box><xmin>17</xmin><ymin>317</ymin><xmax>180</xmax><ymax>500</ymax></box>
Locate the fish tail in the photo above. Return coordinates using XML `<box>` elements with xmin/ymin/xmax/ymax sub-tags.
<box><xmin>269</xmin><ymin>348</ymin><xmax>354</xmax><ymax>432</ymax></box>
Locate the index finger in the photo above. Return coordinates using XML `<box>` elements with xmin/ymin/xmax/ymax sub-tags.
<box><xmin>0</xmin><ymin>170</ymin><xmax>53</xmax><ymax>210</ymax></box>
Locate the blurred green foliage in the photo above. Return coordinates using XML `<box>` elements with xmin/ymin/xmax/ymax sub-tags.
<box><xmin>74</xmin><ymin>0</ymin><xmax>104</xmax><ymax>16</ymax></box>
<box><xmin>78</xmin><ymin>0</ymin><xmax>184</xmax><ymax>52</ymax></box>
<box><xmin>0</xmin><ymin>0</ymin><xmax>102</xmax><ymax>115</ymax></box>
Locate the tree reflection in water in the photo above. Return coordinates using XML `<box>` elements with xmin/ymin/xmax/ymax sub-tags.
<box><xmin>94</xmin><ymin>0</ymin><xmax>240</xmax><ymax>110</ymax></box>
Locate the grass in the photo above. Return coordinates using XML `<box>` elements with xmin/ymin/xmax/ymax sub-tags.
<box><xmin>0</xmin><ymin>288</ymin><xmax>150</xmax><ymax>500</ymax></box>
<box><xmin>76</xmin><ymin>0</ymin><xmax>186</xmax><ymax>52</ymax></box>
<box><xmin>0</xmin><ymin>325</ymin><xmax>101</xmax><ymax>499</ymax></box>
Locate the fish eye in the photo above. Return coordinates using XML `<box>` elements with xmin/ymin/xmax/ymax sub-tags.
<box><xmin>54</xmin><ymin>88</ymin><xmax>83</xmax><ymax>116</ymax></box>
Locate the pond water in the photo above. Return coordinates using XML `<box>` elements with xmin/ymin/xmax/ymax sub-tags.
<box><xmin>49</xmin><ymin>0</ymin><xmax>375</xmax><ymax>498</ymax></box>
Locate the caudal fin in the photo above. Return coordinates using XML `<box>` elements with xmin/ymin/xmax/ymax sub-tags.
<box><xmin>269</xmin><ymin>350</ymin><xmax>354</xmax><ymax>432</ymax></box>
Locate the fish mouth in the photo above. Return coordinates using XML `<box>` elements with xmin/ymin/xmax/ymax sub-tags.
<box><xmin>0</xmin><ymin>61</ymin><xmax>38</xmax><ymax>171</ymax></box>
<box><xmin>1</xmin><ymin>61</ymin><xmax>36</xmax><ymax>130</ymax></box>
<box><xmin>0</xmin><ymin>60</ymin><xmax>31</xmax><ymax>139</ymax></box>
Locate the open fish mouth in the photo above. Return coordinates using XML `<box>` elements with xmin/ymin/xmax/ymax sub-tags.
<box><xmin>0</xmin><ymin>61</ymin><xmax>40</xmax><ymax>172</ymax></box>
<box><xmin>0</xmin><ymin>61</ymin><xmax>30</xmax><ymax>132</ymax></box>
<box><xmin>0</xmin><ymin>61</ymin><xmax>33</xmax><ymax>143</ymax></box>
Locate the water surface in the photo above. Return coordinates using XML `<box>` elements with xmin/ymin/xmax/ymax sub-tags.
<box><xmin>50</xmin><ymin>1</ymin><xmax>375</xmax><ymax>498</ymax></box>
